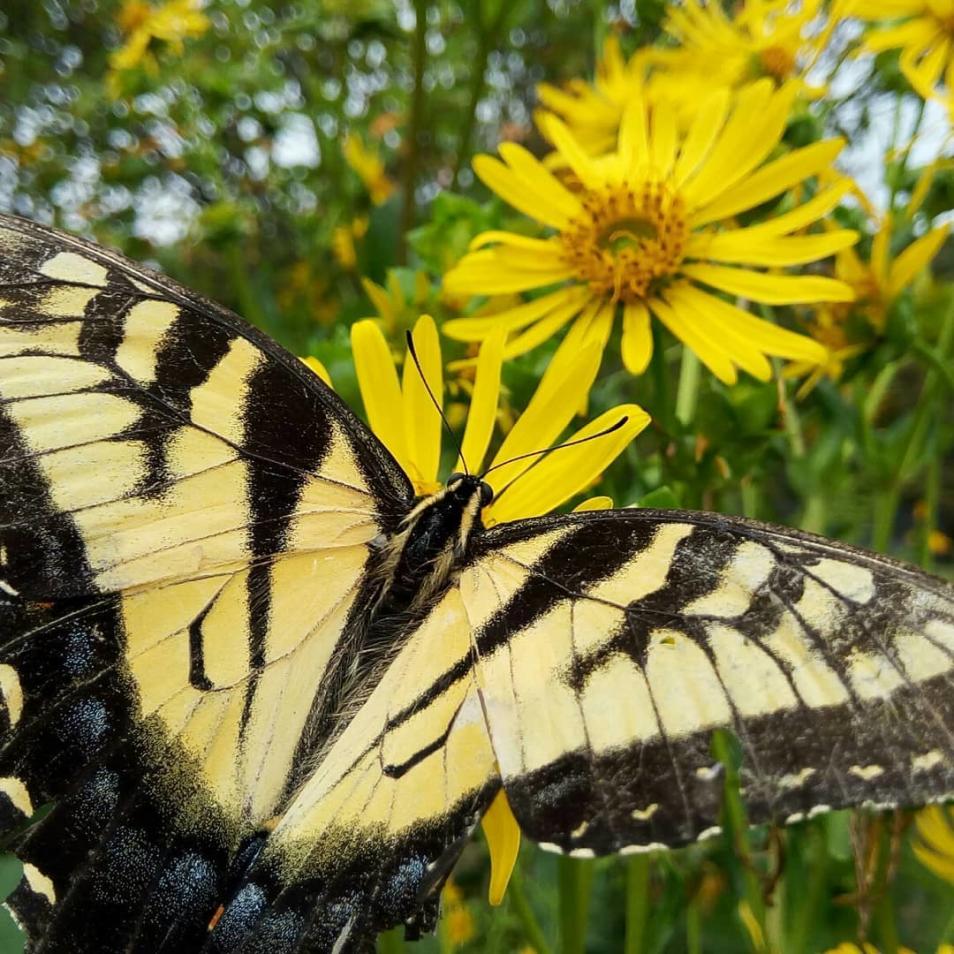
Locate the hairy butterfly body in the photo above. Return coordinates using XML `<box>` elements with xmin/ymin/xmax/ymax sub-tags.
<box><xmin>0</xmin><ymin>213</ymin><xmax>952</xmax><ymax>953</ymax></box>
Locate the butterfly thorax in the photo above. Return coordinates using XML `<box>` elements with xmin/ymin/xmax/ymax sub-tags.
<box><xmin>377</xmin><ymin>474</ymin><xmax>493</xmax><ymax>616</ymax></box>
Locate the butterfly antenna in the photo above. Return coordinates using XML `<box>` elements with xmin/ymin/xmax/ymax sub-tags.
<box><xmin>405</xmin><ymin>331</ymin><xmax>469</xmax><ymax>476</ymax></box>
<box><xmin>481</xmin><ymin>415</ymin><xmax>629</xmax><ymax>480</ymax></box>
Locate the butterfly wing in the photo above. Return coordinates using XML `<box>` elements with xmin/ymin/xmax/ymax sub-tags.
<box><xmin>0</xmin><ymin>214</ymin><xmax>413</xmax><ymax>952</ymax></box>
<box><xmin>199</xmin><ymin>508</ymin><xmax>954</xmax><ymax>953</ymax></box>
<box><xmin>463</xmin><ymin>509</ymin><xmax>954</xmax><ymax>855</ymax></box>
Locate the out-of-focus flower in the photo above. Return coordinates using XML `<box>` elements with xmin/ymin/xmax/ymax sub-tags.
<box><xmin>109</xmin><ymin>0</ymin><xmax>209</xmax><ymax>77</ymax></box>
<box><xmin>914</xmin><ymin>804</ymin><xmax>954</xmax><ymax>883</ymax></box>
<box><xmin>343</xmin><ymin>133</ymin><xmax>395</xmax><ymax>205</ymax></box>
<box><xmin>856</xmin><ymin>0</ymin><xmax>954</xmax><ymax>99</ymax></box>
<box><xmin>441</xmin><ymin>878</ymin><xmax>476</xmax><ymax>947</ymax></box>
<box><xmin>446</xmin><ymin>80</ymin><xmax>850</xmax><ymax>384</ymax></box>
<box><xmin>278</xmin><ymin>262</ymin><xmax>340</xmax><ymax>327</ymax></box>
<box><xmin>538</xmin><ymin>4</ymin><xmax>832</xmax><ymax>156</ymax></box>
<box><xmin>785</xmin><ymin>214</ymin><xmax>949</xmax><ymax>394</ymax></box>
<box><xmin>927</xmin><ymin>529</ymin><xmax>952</xmax><ymax>556</ymax></box>
<box><xmin>331</xmin><ymin>216</ymin><xmax>368</xmax><ymax>271</ymax></box>
<box><xmin>360</xmin><ymin>271</ymin><xmax>431</xmax><ymax>336</ymax></box>
<box><xmin>650</xmin><ymin>0</ymin><xmax>831</xmax><ymax>91</ymax></box>
<box><xmin>823</xmin><ymin>945</ymin><xmax>917</xmax><ymax>954</ymax></box>
<box><xmin>351</xmin><ymin>316</ymin><xmax>648</xmax><ymax>517</ymax></box>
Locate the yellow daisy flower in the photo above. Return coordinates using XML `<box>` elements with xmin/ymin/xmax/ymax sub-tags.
<box><xmin>109</xmin><ymin>0</ymin><xmax>209</xmax><ymax>74</ymax></box>
<box><xmin>653</xmin><ymin>0</ymin><xmax>830</xmax><ymax>88</ymax></box>
<box><xmin>351</xmin><ymin>315</ymin><xmax>648</xmax><ymax>516</ymax></box>
<box><xmin>350</xmin><ymin>316</ymin><xmax>647</xmax><ymax>899</ymax></box>
<box><xmin>445</xmin><ymin>80</ymin><xmax>853</xmax><ymax>384</ymax></box>
<box><xmin>914</xmin><ymin>804</ymin><xmax>954</xmax><ymax>884</ymax></box>
<box><xmin>856</xmin><ymin>0</ymin><xmax>954</xmax><ymax>99</ymax></box>
<box><xmin>785</xmin><ymin>214</ymin><xmax>949</xmax><ymax>393</ymax></box>
<box><xmin>343</xmin><ymin>133</ymin><xmax>396</xmax><ymax>206</ymax></box>
<box><xmin>537</xmin><ymin>5</ymin><xmax>830</xmax><ymax>156</ymax></box>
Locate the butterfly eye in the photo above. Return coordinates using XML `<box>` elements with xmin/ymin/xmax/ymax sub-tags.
<box><xmin>447</xmin><ymin>472</ymin><xmax>465</xmax><ymax>487</ymax></box>
<box><xmin>479</xmin><ymin>481</ymin><xmax>494</xmax><ymax>505</ymax></box>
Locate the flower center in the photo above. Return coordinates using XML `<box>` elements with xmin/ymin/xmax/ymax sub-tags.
<box><xmin>758</xmin><ymin>44</ymin><xmax>796</xmax><ymax>81</ymax></box>
<box><xmin>559</xmin><ymin>182</ymin><xmax>689</xmax><ymax>303</ymax></box>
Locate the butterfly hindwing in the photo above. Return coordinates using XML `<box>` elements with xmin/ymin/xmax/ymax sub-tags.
<box><xmin>0</xmin><ymin>214</ymin><xmax>414</xmax><ymax>952</ymax></box>
<box><xmin>462</xmin><ymin>509</ymin><xmax>954</xmax><ymax>855</ymax></box>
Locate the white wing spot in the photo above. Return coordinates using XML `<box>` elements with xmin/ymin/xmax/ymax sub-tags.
<box><xmin>0</xmin><ymin>665</ymin><xmax>23</xmax><ymax>726</ymax></box>
<box><xmin>778</xmin><ymin>767</ymin><xmax>816</xmax><ymax>790</ymax></box>
<box><xmin>784</xmin><ymin>812</ymin><xmax>806</xmax><ymax>824</ymax></box>
<box><xmin>630</xmin><ymin>803</ymin><xmax>659</xmax><ymax>821</ymax></box>
<box><xmin>695</xmin><ymin>764</ymin><xmax>722</xmax><ymax>782</ymax></box>
<box><xmin>807</xmin><ymin>804</ymin><xmax>831</xmax><ymax>819</ymax></box>
<box><xmin>571</xmin><ymin>821</ymin><xmax>589</xmax><ymax>838</ymax></box>
<box><xmin>538</xmin><ymin>842</ymin><xmax>564</xmax><ymax>855</ymax></box>
<box><xmin>22</xmin><ymin>863</ymin><xmax>56</xmax><ymax>905</ymax></box>
<box><xmin>569</xmin><ymin>847</ymin><xmax>596</xmax><ymax>859</ymax></box>
<box><xmin>696</xmin><ymin>826</ymin><xmax>722</xmax><ymax>841</ymax></box>
<box><xmin>0</xmin><ymin>580</ymin><xmax>18</xmax><ymax>597</ymax></box>
<box><xmin>0</xmin><ymin>777</ymin><xmax>33</xmax><ymax>817</ymax></box>
<box><xmin>912</xmin><ymin>750</ymin><xmax>945</xmax><ymax>772</ymax></box>
<box><xmin>620</xmin><ymin>842</ymin><xmax>667</xmax><ymax>856</ymax></box>
<box><xmin>848</xmin><ymin>764</ymin><xmax>884</xmax><ymax>781</ymax></box>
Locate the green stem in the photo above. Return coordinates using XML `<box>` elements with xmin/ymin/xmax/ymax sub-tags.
<box><xmin>939</xmin><ymin>904</ymin><xmax>954</xmax><ymax>943</ymax></box>
<box><xmin>712</xmin><ymin>731</ymin><xmax>767</xmax><ymax>952</ymax></box>
<box><xmin>399</xmin><ymin>0</ymin><xmax>429</xmax><ymax>263</ymax></box>
<box><xmin>890</xmin><ymin>95</ymin><xmax>927</xmax><ymax>213</ymax></box>
<box><xmin>649</xmin><ymin>324</ymin><xmax>672</xmax><ymax>432</ymax></box>
<box><xmin>686</xmin><ymin>899</ymin><xmax>702</xmax><ymax>954</ymax></box>
<box><xmin>558</xmin><ymin>856</ymin><xmax>593</xmax><ymax>954</ymax></box>
<box><xmin>675</xmin><ymin>348</ymin><xmax>701</xmax><ymax>428</ymax></box>
<box><xmin>787</xmin><ymin>826</ymin><xmax>827</xmax><ymax>954</ymax></box>
<box><xmin>509</xmin><ymin>862</ymin><xmax>553</xmax><ymax>954</ymax></box>
<box><xmin>624</xmin><ymin>855</ymin><xmax>652</xmax><ymax>954</ymax></box>
<box><xmin>452</xmin><ymin>2</ymin><xmax>509</xmax><ymax>188</ymax></box>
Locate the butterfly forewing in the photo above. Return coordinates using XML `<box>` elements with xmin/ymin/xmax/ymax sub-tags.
<box><xmin>0</xmin><ymin>215</ymin><xmax>413</xmax><ymax>951</ymax></box>
<box><xmin>464</xmin><ymin>509</ymin><xmax>954</xmax><ymax>855</ymax></box>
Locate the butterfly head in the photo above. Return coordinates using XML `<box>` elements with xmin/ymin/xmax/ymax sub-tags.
<box><xmin>445</xmin><ymin>472</ymin><xmax>494</xmax><ymax>509</ymax></box>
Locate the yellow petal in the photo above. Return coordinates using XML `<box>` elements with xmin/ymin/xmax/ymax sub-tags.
<box><xmin>469</xmin><ymin>231</ymin><xmax>563</xmax><ymax>253</ymax></box>
<box><xmin>498</xmin><ymin>142</ymin><xmax>583</xmax><ymax>220</ymax></box>
<box><xmin>621</xmin><ymin>301</ymin><xmax>653</xmax><ymax>374</ymax></box>
<box><xmin>723</xmin><ymin>181</ymin><xmax>853</xmax><ymax>238</ymax></box>
<box><xmin>499</xmin><ymin>292</ymin><xmax>586</xmax><ymax>359</ymax></box>
<box><xmin>650</xmin><ymin>104</ymin><xmax>678</xmax><ymax>177</ymax></box>
<box><xmin>686</xmin><ymin>229</ymin><xmax>859</xmax><ymax>266</ymax></box>
<box><xmin>486</xmin><ymin>341</ymin><xmax>602</xmax><ymax>493</ymax></box>
<box><xmin>683</xmin><ymin>80</ymin><xmax>794</xmax><ymax>210</ymax></box>
<box><xmin>402</xmin><ymin>315</ymin><xmax>443</xmax><ymax>488</ymax></box>
<box><xmin>674</xmin><ymin>87</ymin><xmax>731</xmax><ymax>187</ymax></box>
<box><xmin>871</xmin><ymin>215</ymin><xmax>892</xmax><ymax>286</ymax></box>
<box><xmin>619</xmin><ymin>95</ymin><xmax>650</xmax><ymax>172</ymax></box>
<box><xmin>473</xmin><ymin>154</ymin><xmax>569</xmax><ymax>229</ymax></box>
<box><xmin>487</xmin><ymin>404</ymin><xmax>649</xmax><ymax>524</ymax></box>
<box><xmin>574</xmin><ymin>495</ymin><xmax>614</xmax><ymax>511</ymax></box>
<box><xmin>675</xmin><ymin>283</ymin><xmax>828</xmax><ymax>363</ymax></box>
<box><xmin>682</xmin><ymin>263</ymin><xmax>856</xmax><ymax>304</ymax></box>
<box><xmin>692</xmin><ymin>139</ymin><xmax>846</xmax><ymax>225</ymax></box>
<box><xmin>360</xmin><ymin>277</ymin><xmax>395</xmax><ymax>327</ymax></box>
<box><xmin>536</xmin><ymin>113</ymin><xmax>600</xmax><ymax>189</ymax></box>
<box><xmin>460</xmin><ymin>326</ymin><xmax>505</xmax><ymax>474</ymax></box>
<box><xmin>300</xmin><ymin>355</ymin><xmax>333</xmax><ymax>388</ymax></box>
<box><xmin>351</xmin><ymin>320</ymin><xmax>410</xmax><ymax>471</ymax></box>
<box><xmin>443</xmin><ymin>286</ymin><xmax>589</xmax><ymax>341</ymax></box>
<box><xmin>444</xmin><ymin>249</ymin><xmax>575</xmax><ymax>296</ymax></box>
<box><xmin>888</xmin><ymin>224</ymin><xmax>950</xmax><ymax>298</ymax></box>
<box><xmin>666</xmin><ymin>285</ymin><xmax>772</xmax><ymax>380</ymax></box>
<box><xmin>650</xmin><ymin>295</ymin><xmax>738</xmax><ymax>384</ymax></box>
<box><xmin>481</xmin><ymin>789</ymin><xmax>522</xmax><ymax>906</ymax></box>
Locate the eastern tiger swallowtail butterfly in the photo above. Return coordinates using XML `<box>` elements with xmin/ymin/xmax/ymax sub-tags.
<box><xmin>0</xmin><ymin>213</ymin><xmax>951</xmax><ymax>953</ymax></box>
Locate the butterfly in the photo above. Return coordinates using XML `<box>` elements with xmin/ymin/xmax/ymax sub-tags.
<box><xmin>0</xmin><ymin>212</ymin><xmax>952</xmax><ymax>953</ymax></box>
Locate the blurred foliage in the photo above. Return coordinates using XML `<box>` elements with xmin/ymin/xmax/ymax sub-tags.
<box><xmin>1</xmin><ymin>1</ymin><xmax>953</xmax><ymax>953</ymax></box>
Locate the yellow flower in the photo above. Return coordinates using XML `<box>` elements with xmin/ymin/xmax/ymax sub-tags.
<box><xmin>856</xmin><ymin>0</ymin><xmax>954</xmax><ymax>99</ymax></box>
<box><xmin>351</xmin><ymin>315</ymin><xmax>648</xmax><ymax>515</ymax></box>
<box><xmin>536</xmin><ymin>35</ymin><xmax>647</xmax><ymax>157</ymax></box>
<box><xmin>785</xmin><ymin>213</ymin><xmax>949</xmax><ymax>394</ymax></box>
<box><xmin>445</xmin><ymin>80</ymin><xmax>852</xmax><ymax>384</ymax></box>
<box><xmin>823</xmin><ymin>945</ymin><xmax>918</xmax><ymax>954</ymax></box>
<box><xmin>331</xmin><ymin>216</ymin><xmax>368</xmax><ymax>271</ymax></box>
<box><xmin>360</xmin><ymin>271</ymin><xmax>431</xmax><ymax>336</ymax></box>
<box><xmin>651</xmin><ymin>0</ymin><xmax>830</xmax><ymax>92</ymax></box>
<box><xmin>914</xmin><ymin>804</ymin><xmax>954</xmax><ymax>883</ymax></box>
<box><xmin>343</xmin><ymin>133</ymin><xmax>395</xmax><ymax>205</ymax></box>
<box><xmin>300</xmin><ymin>356</ymin><xmax>332</xmax><ymax>388</ymax></box>
<box><xmin>441</xmin><ymin>878</ymin><xmax>476</xmax><ymax>947</ymax></box>
<box><xmin>109</xmin><ymin>0</ymin><xmax>209</xmax><ymax>74</ymax></box>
